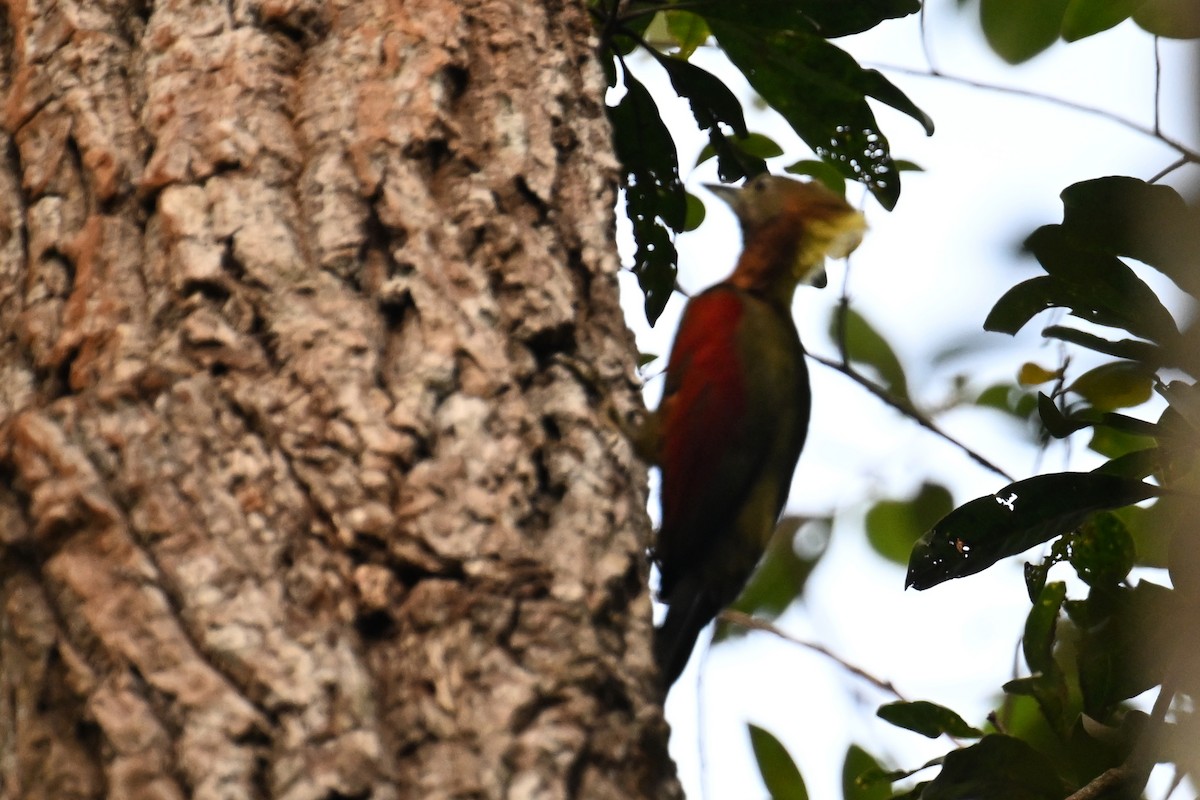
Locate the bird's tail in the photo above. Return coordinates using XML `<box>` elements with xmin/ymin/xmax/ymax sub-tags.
<box><xmin>654</xmin><ymin>586</ymin><xmax>722</xmax><ymax>689</ymax></box>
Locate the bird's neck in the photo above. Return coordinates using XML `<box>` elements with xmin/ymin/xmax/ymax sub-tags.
<box><xmin>727</xmin><ymin>221</ymin><xmax>805</xmax><ymax>308</ymax></box>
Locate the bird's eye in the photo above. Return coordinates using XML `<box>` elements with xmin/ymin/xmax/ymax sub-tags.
<box><xmin>751</xmin><ymin>176</ymin><xmax>768</xmax><ymax>192</ymax></box>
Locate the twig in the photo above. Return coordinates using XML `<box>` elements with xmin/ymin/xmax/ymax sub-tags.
<box><xmin>718</xmin><ymin>609</ymin><xmax>905</xmax><ymax>699</ymax></box>
<box><xmin>866</xmin><ymin>63</ymin><xmax>1200</xmax><ymax>168</ymax></box>
<box><xmin>808</xmin><ymin>352</ymin><xmax>1015</xmax><ymax>482</ymax></box>
<box><xmin>1148</xmin><ymin>155</ymin><xmax>1189</xmax><ymax>185</ymax></box>
<box><xmin>1153</xmin><ymin>36</ymin><xmax>1163</xmax><ymax>136</ymax></box>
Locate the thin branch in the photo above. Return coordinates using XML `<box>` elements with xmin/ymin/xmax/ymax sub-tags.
<box><xmin>1148</xmin><ymin>155</ymin><xmax>1189</xmax><ymax>185</ymax></box>
<box><xmin>1153</xmin><ymin>36</ymin><xmax>1163</xmax><ymax>136</ymax></box>
<box><xmin>808</xmin><ymin>352</ymin><xmax>1015</xmax><ymax>482</ymax></box>
<box><xmin>718</xmin><ymin>610</ymin><xmax>905</xmax><ymax>699</ymax></box>
<box><xmin>867</xmin><ymin>62</ymin><xmax>1200</xmax><ymax>168</ymax></box>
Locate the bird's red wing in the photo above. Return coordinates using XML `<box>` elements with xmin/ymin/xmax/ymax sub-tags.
<box><xmin>655</xmin><ymin>288</ymin><xmax>766</xmax><ymax>596</ymax></box>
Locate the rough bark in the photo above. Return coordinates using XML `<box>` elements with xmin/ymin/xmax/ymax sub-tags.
<box><xmin>0</xmin><ymin>1</ymin><xmax>677</xmax><ymax>798</ymax></box>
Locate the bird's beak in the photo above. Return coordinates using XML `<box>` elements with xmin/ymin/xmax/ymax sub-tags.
<box><xmin>703</xmin><ymin>182</ymin><xmax>741</xmax><ymax>208</ymax></box>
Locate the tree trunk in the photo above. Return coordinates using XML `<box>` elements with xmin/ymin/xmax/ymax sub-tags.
<box><xmin>0</xmin><ymin>1</ymin><xmax>678</xmax><ymax>798</ymax></box>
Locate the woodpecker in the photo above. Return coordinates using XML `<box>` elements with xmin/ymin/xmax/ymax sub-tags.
<box><xmin>650</xmin><ymin>174</ymin><xmax>866</xmax><ymax>688</ymax></box>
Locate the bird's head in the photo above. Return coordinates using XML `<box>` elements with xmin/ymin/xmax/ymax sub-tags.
<box><xmin>707</xmin><ymin>175</ymin><xmax>866</xmax><ymax>292</ymax></box>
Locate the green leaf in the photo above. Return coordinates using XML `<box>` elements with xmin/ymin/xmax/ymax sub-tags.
<box><xmin>1133</xmin><ymin>0</ymin><xmax>1200</xmax><ymax>38</ymax></box>
<box><xmin>665</xmin><ymin>10</ymin><xmax>710</xmax><ymax>58</ymax></box>
<box><xmin>609</xmin><ymin>68</ymin><xmax>684</xmax><ymax>324</ymax></box>
<box><xmin>842</xmin><ymin>745</ymin><xmax>892</xmax><ymax>800</ymax></box>
<box><xmin>921</xmin><ymin>735</ymin><xmax>1068</xmax><ymax>800</ymax></box>
<box><xmin>1069</xmin><ymin>362</ymin><xmax>1156</xmax><ymax>411</ymax></box>
<box><xmin>784</xmin><ymin>159</ymin><xmax>847</xmax><ymax>194</ymax></box>
<box><xmin>707</xmin><ymin>22</ymin><xmax>931</xmax><ymax>209</ymax></box>
<box><xmin>832</xmin><ymin>306</ymin><xmax>911</xmax><ymax>404</ymax></box>
<box><xmin>1092</xmin><ymin>447</ymin><xmax>1159</xmax><ymax>481</ymax></box>
<box><xmin>980</xmin><ymin>0</ymin><xmax>1070</xmax><ymax>63</ymax></box>
<box><xmin>683</xmin><ymin>191</ymin><xmax>706</xmax><ymax>232</ymax></box>
<box><xmin>1087</xmin><ymin>426</ymin><xmax>1156</xmax><ymax>461</ymax></box>
<box><xmin>976</xmin><ymin>384</ymin><xmax>1037</xmax><ymax>419</ymax></box>
<box><xmin>1061</xmin><ymin>0</ymin><xmax>1146</xmax><ymax>40</ymax></box>
<box><xmin>866</xmin><ymin>483</ymin><xmax>954</xmax><ymax>566</ymax></box>
<box><xmin>877</xmin><ymin>701</ymin><xmax>985</xmax><ymax>740</ymax></box>
<box><xmin>636</xmin><ymin>352</ymin><xmax>659</xmax><ymax>369</ymax></box>
<box><xmin>1023</xmin><ymin>581</ymin><xmax>1066</xmax><ymax>674</ymax></box>
<box><xmin>749</xmin><ymin>723</ymin><xmax>809</xmax><ymax>800</ymax></box>
<box><xmin>1069</xmin><ymin>513</ymin><xmax>1136</xmax><ymax>587</ymax></box>
<box><xmin>905</xmin><ymin>471</ymin><xmax>1160</xmax><ymax>590</ymax></box>
<box><xmin>1001</xmin><ymin>672</ymin><xmax>1071</xmax><ymax>738</ymax></box>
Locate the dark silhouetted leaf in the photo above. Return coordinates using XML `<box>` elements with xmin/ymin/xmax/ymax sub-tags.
<box><xmin>609</xmin><ymin>69</ymin><xmax>684</xmax><ymax>324</ymax></box>
<box><xmin>922</xmin><ymin>735</ymin><xmax>1068</xmax><ymax>800</ymax></box>
<box><xmin>842</xmin><ymin>745</ymin><xmax>891</xmax><ymax>800</ymax></box>
<box><xmin>1041</xmin><ymin>325</ymin><xmax>1162</xmax><ymax>366</ymax></box>
<box><xmin>1072</xmin><ymin>581</ymin><xmax>1174</xmax><ymax>715</ymax></box>
<box><xmin>1059</xmin><ymin>177</ymin><xmax>1200</xmax><ymax>296</ymax></box>
<box><xmin>866</xmin><ymin>483</ymin><xmax>954</xmax><ymax>566</ymax></box>
<box><xmin>1037</xmin><ymin>392</ymin><xmax>1089</xmax><ymax>438</ymax></box>
<box><xmin>1026</xmin><ymin>225</ymin><xmax>1179</xmax><ymax>344</ymax></box>
<box><xmin>707</xmin><ymin>22</ymin><xmax>931</xmax><ymax>209</ymax></box>
<box><xmin>980</xmin><ymin>0</ymin><xmax>1070</xmax><ymax>63</ymax></box>
<box><xmin>984</xmin><ymin>275</ymin><xmax>1063</xmax><ymax>335</ymax></box>
<box><xmin>1158</xmin><ymin>380</ymin><xmax>1200</xmax><ymax>433</ymax></box>
<box><xmin>877</xmin><ymin>701</ymin><xmax>984</xmax><ymax>740</ymax></box>
<box><xmin>749</xmin><ymin>723</ymin><xmax>809</xmax><ymax>800</ymax></box>
<box><xmin>906</xmin><ymin>471</ymin><xmax>1160</xmax><ymax>590</ymax></box>
<box><xmin>657</xmin><ymin>55</ymin><xmax>765</xmax><ymax>182</ymax></box>
<box><xmin>694</xmin><ymin>0</ymin><xmax>919</xmax><ymax>38</ymax></box>
<box><xmin>890</xmin><ymin>782</ymin><xmax>931</xmax><ymax>800</ymax></box>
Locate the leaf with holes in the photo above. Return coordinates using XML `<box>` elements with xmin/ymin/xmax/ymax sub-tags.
<box><xmin>906</xmin><ymin>471</ymin><xmax>1159</xmax><ymax>590</ymax></box>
